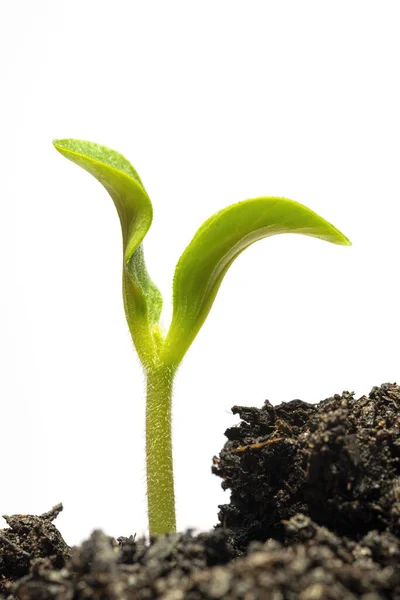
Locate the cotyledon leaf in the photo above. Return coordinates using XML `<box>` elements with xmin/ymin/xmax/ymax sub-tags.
<box><xmin>53</xmin><ymin>139</ymin><xmax>162</xmax><ymax>363</ymax></box>
<box><xmin>162</xmin><ymin>197</ymin><xmax>350</xmax><ymax>366</ymax></box>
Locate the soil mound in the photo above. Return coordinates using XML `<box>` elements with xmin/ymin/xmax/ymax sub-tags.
<box><xmin>1</xmin><ymin>383</ymin><xmax>399</xmax><ymax>599</ymax></box>
<box><xmin>214</xmin><ymin>382</ymin><xmax>400</xmax><ymax>553</ymax></box>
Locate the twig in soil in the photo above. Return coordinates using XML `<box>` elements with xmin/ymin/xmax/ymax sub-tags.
<box><xmin>0</xmin><ymin>533</ymin><xmax>30</xmax><ymax>558</ymax></box>
<box><xmin>233</xmin><ymin>437</ymin><xmax>284</xmax><ymax>453</ymax></box>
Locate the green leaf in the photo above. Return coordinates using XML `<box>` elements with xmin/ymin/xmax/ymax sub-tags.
<box><xmin>53</xmin><ymin>139</ymin><xmax>162</xmax><ymax>364</ymax></box>
<box><xmin>162</xmin><ymin>197</ymin><xmax>350</xmax><ymax>366</ymax></box>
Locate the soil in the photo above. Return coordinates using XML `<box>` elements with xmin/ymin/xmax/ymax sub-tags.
<box><xmin>1</xmin><ymin>382</ymin><xmax>400</xmax><ymax>599</ymax></box>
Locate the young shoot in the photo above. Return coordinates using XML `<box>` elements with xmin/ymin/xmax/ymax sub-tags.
<box><xmin>53</xmin><ymin>139</ymin><xmax>350</xmax><ymax>535</ymax></box>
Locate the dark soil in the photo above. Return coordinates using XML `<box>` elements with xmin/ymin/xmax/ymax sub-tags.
<box><xmin>1</xmin><ymin>382</ymin><xmax>400</xmax><ymax>599</ymax></box>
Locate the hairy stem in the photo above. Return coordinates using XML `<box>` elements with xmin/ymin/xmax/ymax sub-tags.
<box><xmin>145</xmin><ymin>363</ymin><xmax>177</xmax><ymax>534</ymax></box>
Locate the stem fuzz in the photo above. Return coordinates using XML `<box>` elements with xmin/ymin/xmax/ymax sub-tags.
<box><xmin>145</xmin><ymin>364</ymin><xmax>176</xmax><ymax>534</ymax></box>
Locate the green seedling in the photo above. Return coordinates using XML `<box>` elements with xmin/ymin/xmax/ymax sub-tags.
<box><xmin>53</xmin><ymin>139</ymin><xmax>350</xmax><ymax>535</ymax></box>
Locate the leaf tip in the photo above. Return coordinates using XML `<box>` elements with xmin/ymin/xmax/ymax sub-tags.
<box><xmin>52</xmin><ymin>139</ymin><xmax>68</xmax><ymax>155</ymax></box>
<box><xmin>334</xmin><ymin>231</ymin><xmax>351</xmax><ymax>247</ymax></box>
<box><xmin>53</xmin><ymin>138</ymin><xmax>69</xmax><ymax>150</ymax></box>
<box><xmin>337</xmin><ymin>231</ymin><xmax>352</xmax><ymax>247</ymax></box>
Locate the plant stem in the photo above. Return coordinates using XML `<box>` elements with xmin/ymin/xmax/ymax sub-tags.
<box><xmin>145</xmin><ymin>363</ymin><xmax>177</xmax><ymax>534</ymax></box>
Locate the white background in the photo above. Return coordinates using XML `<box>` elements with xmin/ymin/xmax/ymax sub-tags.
<box><xmin>0</xmin><ymin>1</ymin><xmax>399</xmax><ymax>545</ymax></box>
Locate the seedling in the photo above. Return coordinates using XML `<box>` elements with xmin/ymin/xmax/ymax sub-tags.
<box><xmin>53</xmin><ymin>139</ymin><xmax>350</xmax><ymax>535</ymax></box>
